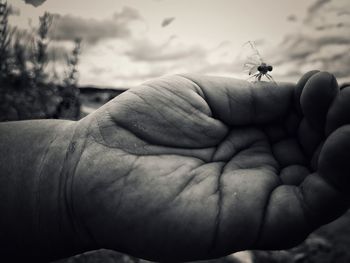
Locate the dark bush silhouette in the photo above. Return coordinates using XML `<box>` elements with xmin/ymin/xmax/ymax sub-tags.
<box><xmin>0</xmin><ymin>1</ymin><xmax>81</xmax><ymax>121</ymax></box>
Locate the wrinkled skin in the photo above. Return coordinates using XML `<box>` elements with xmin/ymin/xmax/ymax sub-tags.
<box><xmin>68</xmin><ymin>72</ymin><xmax>350</xmax><ymax>262</ymax></box>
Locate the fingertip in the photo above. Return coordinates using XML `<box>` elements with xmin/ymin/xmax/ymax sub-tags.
<box><xmin>254</xmin><ymin>185</ymin><xmax>310</xmax><ymax>249</ymax></box>
<box><xmin>300</xmin><ymin>72</ymin><xmax>339</xmax><ymax>132</ymax></box>
<box><xmin>272</xmin><ymin>138</ymin><xmax>307</xmax><ymax>168</ymax></box>
<box><xmin>326</xmin><ymin>86</ymin><xmax>350</xmax><ymax>136</ymax></box>
<box><xmin>340</xmin><ymin>82</ymin><xmax>350</xmax><ymax>90</ymax></box>
<box><xmin>295</xmin><ymin>70</ymin><xmax>320</xmax><ymax>115</ymax></box>
<box><xmin>280</xmin><ymin>165</ymin><xmax>309</xmax><ymax>185</ymax></box>
<box><xmin>318</xmin><ymin>125</ymin><xmax>350</xmax><ymax>193</ymax></box>
<box><xmin>255</xmin><ymin>175</ymin><xmax>349</xmax><ymax>250</ymax></box>
<box><xmin>300</xmin><ymin>174</ymin><xmax>348</xmax><ymax>226</ymax></box>
<box><xmin>298</xmin><ymin>119</ymin><xmax>323</xmax><ymax>158</ymax></box>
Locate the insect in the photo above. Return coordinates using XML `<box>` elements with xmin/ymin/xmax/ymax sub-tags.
<box><xmin>243</xmin><ymin>41</ymin><xmax>275</xmax><ymax>82</ymax></box>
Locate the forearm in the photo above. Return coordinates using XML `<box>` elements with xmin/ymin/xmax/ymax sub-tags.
<box><xmin>0</xmin><ymin>120</ymin><xmax>93</xmax><ymax>261</ymax></box>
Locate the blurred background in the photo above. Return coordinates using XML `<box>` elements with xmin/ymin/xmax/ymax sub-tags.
<box><xmin>1</xmin><ymin>0</ymin><xmax>350</xmax><ymax>119</ymax></box>
<box><xmin>1</xmin><ymin>0</ymin><xmax>350</xmax><ymax>262</ymax></box>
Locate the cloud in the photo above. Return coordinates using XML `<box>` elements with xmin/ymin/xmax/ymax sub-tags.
<box><xmin>307</xmin><ymin>0</ymin><xmax>331</xmax><ymax>15</ymax></box>
<box><xmin>269</xmin><ymin>0</ymin><xmax>350</xmax><ymax>82</ymax></box>
<box><xmin>286</xmin><ymin>14</ymin><xmax>297</xmax><ymax>22</ymax></box>
<box><xmin>125</xmin><ymin>37</ymin><xmax>206</xmax><ymax>62</ymax></box>
<box><xmin>50</xmin><ymin>7</ymin><xmax>142</xmax><ymax>44</ymax></box>
<box><xmin>304</xmin><ymin>0</ymin><xmax>332</xmax><ymax>24</ymax></box>
<box><xmin>22</xmin><ymin>0</ymin><xmax>47</xmax><ymax>7</ymax></box>
<box><xmin>8</xmin><ymin>6</ymin><xmax>21</xmax><ymax>16</ymax></box>
<box><xmin>161</xmin><ymin>17</ymin><xmax>175</xmax><ymax>27</ymax></box>
<box><xmin>112</xmin><ymin>6</ymin><xmax>141</xmax><ymax>21</ymax></box>
<box><xmin>76</xmin><ymin>36</ymin><xmax>244</xmax><ymax>87</ymax></box>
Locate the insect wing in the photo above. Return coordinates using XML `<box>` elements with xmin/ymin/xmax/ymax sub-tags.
<box><xmin>244</xmin><ymin>41</ymin><xmax>264</xmax><ymax>63</ymax></box>
<box><xmin>244</xmin><ymin>64</ymin><xmax>259</xmax><ymax>75</ymax></box>
<box><xmin>241</xmin><ymin>41</ymin><xmax>263</xmax><ymax>76</ymax></box>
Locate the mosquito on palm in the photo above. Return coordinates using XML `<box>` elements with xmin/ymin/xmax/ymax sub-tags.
<box><xmin>243</xmin><ymin>41</ymin><xmax>275</xmax><ymax>82</ymax></box>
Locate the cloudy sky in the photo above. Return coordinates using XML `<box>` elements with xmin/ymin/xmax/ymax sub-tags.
<box><xmin>9</xmin><ymin>0</ymin><xmax>350</xmax><ymax>87</ymax></box>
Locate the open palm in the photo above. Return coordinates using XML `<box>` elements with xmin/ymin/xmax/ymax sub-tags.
<box><xmin>71</xmin><ymin>71</ymin><xmax>350</xmax><ymax>262</ymax></box>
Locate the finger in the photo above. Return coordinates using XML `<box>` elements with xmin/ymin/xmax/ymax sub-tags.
<box><xmin>294</xmin><ymin>70</ymin><xmax>320</xmax><ymax>115</ymax></box>
<box><xmin>340</xmin><ymin>82</ymin><xmax>350</xmax><ymax>89</ymax></box>
<box><xmin>254</xmin><ymin>185</ymin><xmax>311</xmax><ymax>249</ymax></box>
<box><xmin>300</xmin><ymin>72</ymin><xmax>339</xmax><ymax>133</ymax></box>
<box><xmin>298</xmin><ymin>119</ymin><xmax>323</xmax><ymax>158</ymax></box>
<box><xmin>326</xmin><ymin>86</ymin><xmax>350</xmax><ymax>136</ymax></box>
<box><xmin>257</xmin><ymin>125</ymin><xmax>350</xmax><ymax>249</ymax></box>
<box><xmin>254</xmin><ymin>173</ymin><xmax>347</xmax><ymax>250</ymax></box>
<box><xmin>300</xmin><ymin>174</ymin><xmax>348</xmax><ymax>225</ymax></box>
<box><xmin>318</xmin><ymin>125</ymin><xmax>350</xmax><ymax>193</ymax></box>
<box><xmin>256</xmin><ymin>124</ymin><xmax>350</xmax><ymax>249</ymax></box>
<box><xmin>263</xmin><ymin>122</ymin><xmax>288</xmax><ymax>143</ymax></box>
<box><xmin>284</xmin><ymin>110</ymin><xmax>300</xmax><ymax>136</ymax></box>
<box><xmin>256</xmin><ymin>125</ymin><xmax>350</xmax><ymax>250</ymax></box>
<box><xmin>272</xmin><ymin>138</ymin><xmax>307</xmax><ymax>168</ymax></box>
<box><xmin>180</xmin><ymin>74</ymin><xmax>295</xmax><ymax>126</ymax></box>
<box><xmin>280</xmin><ymin>165</ymin><xmax>309</xmax><ymax>185</ymax></box>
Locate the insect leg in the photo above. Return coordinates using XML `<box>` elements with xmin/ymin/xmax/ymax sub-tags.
<box><xmin>247</xmin><ymin>73</ymin><xmax>263</xmax><ymax>82</ymax></box>
<box><xmin>247</xmin><ymin>73</ymin><xmax>258</xmax><ymax>81</ymax></box>
<box><xmin>266</xmin><ymin>74</ymin><xmax>278</xmax><ymax>85</ymax></box>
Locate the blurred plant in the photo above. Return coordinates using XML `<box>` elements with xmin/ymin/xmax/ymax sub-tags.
<box><xmin>13</xmin><ymin>31</ymin><xmax>29</xmax><ymax>81</ymax></box>
<box><xmin>0</xmin><ymin>0</ymin><xmax>14</xmax><ymax>79</ymax></box>
<box><xmin>31</xmin><ymin>11</ymin><xmax>53</xmax><ymax>84</ymax></box>
<box><xmin>64</xmin><ymin>38</ymin><xmax>82</xmax><ymax>88</ymax></box>
<box><xmin>55</xmin><ymin>37</ymin><xmax>82</xmax><ymax>120</ymax></box>
<box><xmin>50</xmin><ymin>49</ymin><xmax>60</xmax><ymax>84</ymax></box>
<box><xmin>0</xmin><ymin>0</ymin><xmax>83</xmax><ymax>121</ymax></box>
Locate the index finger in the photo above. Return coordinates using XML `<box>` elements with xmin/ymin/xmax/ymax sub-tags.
<box><xmin>180</xmin><ymin>74</ymin><xmax>295</xmax><ymax>126</ymax></box>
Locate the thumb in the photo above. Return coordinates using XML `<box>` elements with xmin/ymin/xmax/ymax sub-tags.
<box><xmin>180</xmin><ymin>74</ymin><xmax>295</xmax><ymax>126</ymax></box>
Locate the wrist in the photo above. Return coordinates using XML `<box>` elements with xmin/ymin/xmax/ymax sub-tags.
<box><xmin>37</xmin><ymin>119</ymin><xmax>97</xmax><ymax>260</ymax></box>
<box><xmin>0</xmin><ymin>119</ymin><xmax>96</xmax><ymax>261</ymax></box>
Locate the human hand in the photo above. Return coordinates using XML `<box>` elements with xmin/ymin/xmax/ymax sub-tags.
<box><xmin>69</xmin><ymin>71</ymin><xmax>350</xmax><ymax>261</ymax></box>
